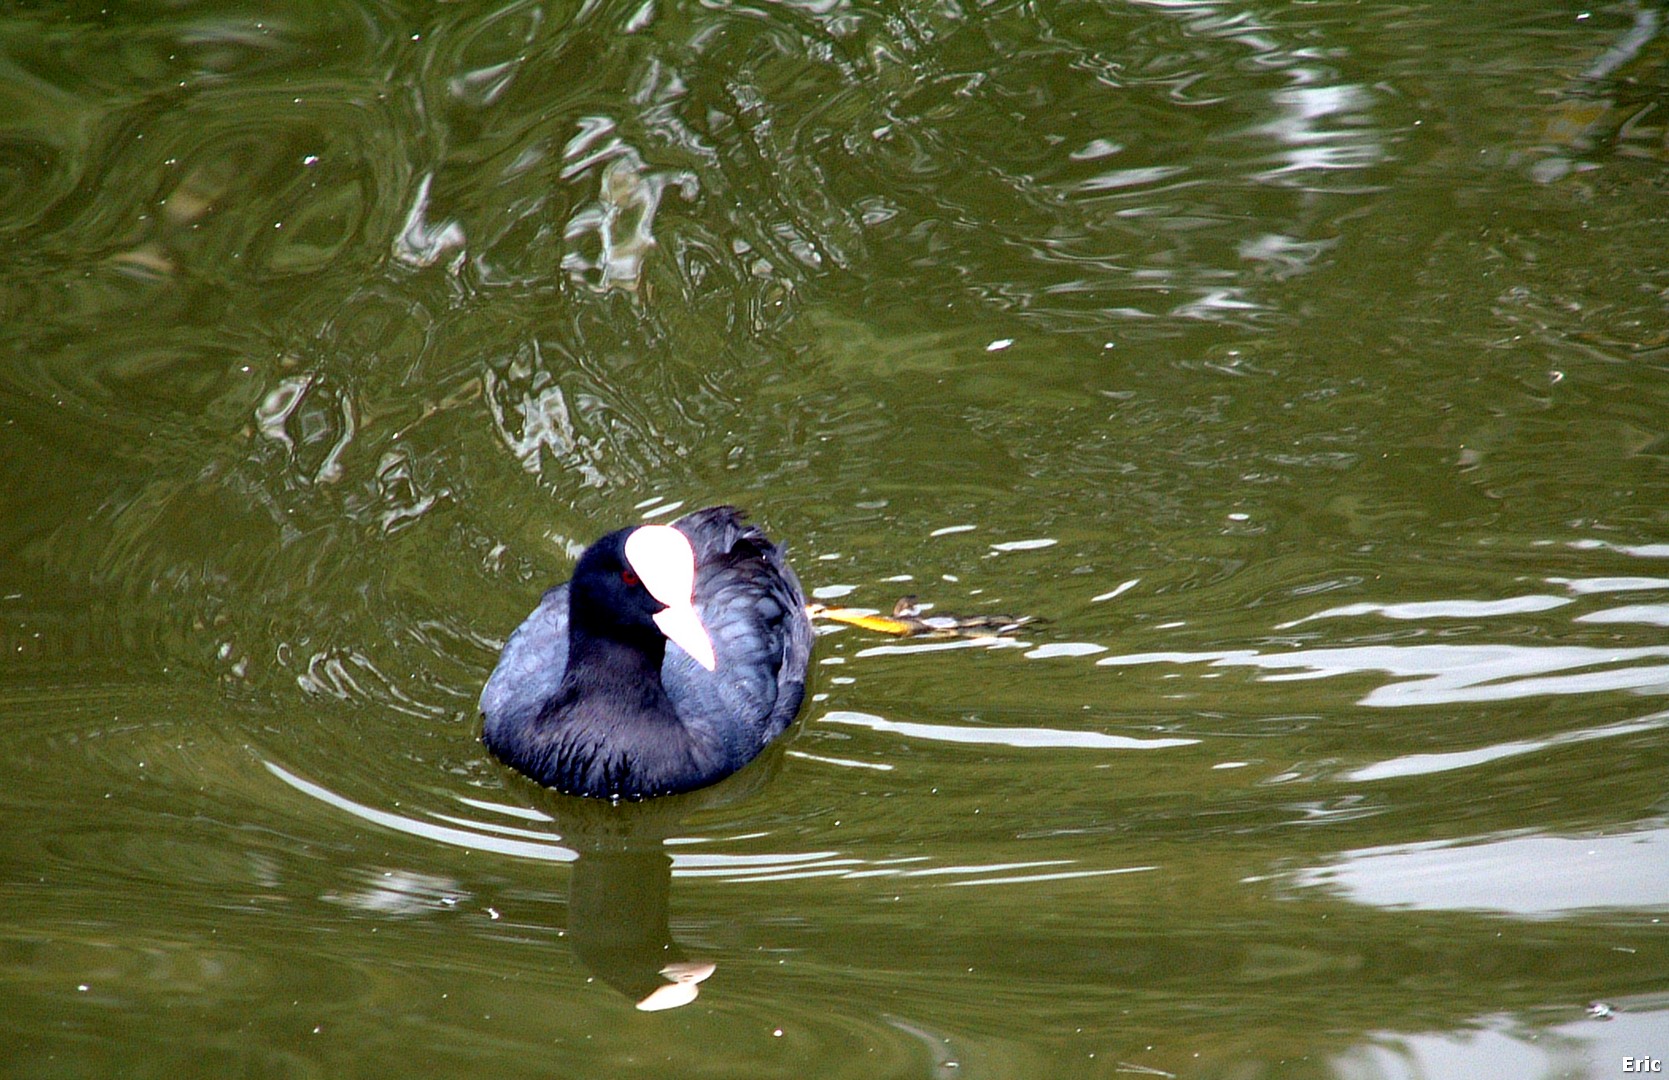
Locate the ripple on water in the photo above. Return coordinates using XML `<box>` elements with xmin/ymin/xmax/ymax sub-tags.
<box><xmin>1098</xmin><ymin>642</ymin><xmax>1669</xmax><ymax>708</ymax></box>
<box><xmin>2</xmin><ymin>1</ymin><xmax>1667</xmax><ymax>1073</ymax></box>
<box><xmin>265</xmin><ymin>759</ymin><xmax>1162</xmax><ymax>891</ymax></box>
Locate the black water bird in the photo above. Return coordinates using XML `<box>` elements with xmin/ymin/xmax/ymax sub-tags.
<box><xmin>480</xmin><ymin>507</ymin><xmax>812</xmax><ymax>799</ymax></box>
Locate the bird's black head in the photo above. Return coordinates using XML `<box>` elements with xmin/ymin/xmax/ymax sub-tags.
<box><xmin>566</xmin><ymin>524</ymin><xmax>718</xmax><ymax>671</ymax></box>
<box><xmin>569</xmin><ymin>527</ymin><xmax>664</xmax><ymax>643</ymax></box>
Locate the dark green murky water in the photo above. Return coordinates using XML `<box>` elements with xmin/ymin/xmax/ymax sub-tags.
<box><xmin>2</xmin><ymin>2</ymin><xmax>1667</xmax><ymax>1077</ymax></box>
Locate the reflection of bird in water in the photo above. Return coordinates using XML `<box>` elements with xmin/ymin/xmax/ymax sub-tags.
<box><xmin>481</xmin><ymin>506</ymin><xmax>812</xmax><ymax>799</ymax></box>
<box><xmin>512</xmin><ymin>749</ymin><xmax>785</xmax><ymax>1011</ymax></box>
<box><xmin>810</xmin><ymin>595</ymin><xmax>1036</xmax><ymax>638</ymax></box>
<box><xmin>567</xmin><ymin>848</ymin><xmax>712</xmax><ymax>1011</ymax></box>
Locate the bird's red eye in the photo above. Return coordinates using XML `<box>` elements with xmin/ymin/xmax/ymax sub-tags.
<box><xmin>621</xmin><ymin>569</ymin><xmax>640</xmax><ymax>587</ymax></box>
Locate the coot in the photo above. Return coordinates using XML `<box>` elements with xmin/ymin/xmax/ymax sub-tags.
<box><xmin>480</xmin><ymin>506</ymin><xmax>812</xmax><ymax>798</ymax></box>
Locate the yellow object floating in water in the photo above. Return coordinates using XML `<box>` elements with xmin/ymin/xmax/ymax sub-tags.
<box><xmin>807</xmin><ymin>599</ymin><xmax>1035</xmax><ymax>639</ymax></box>
<box><xmin>806</xmin><ymin>605</ymin><xmax>917</xmax><ymax>635</ymax></box>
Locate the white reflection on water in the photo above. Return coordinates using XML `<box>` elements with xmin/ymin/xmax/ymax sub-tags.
<box><xmin>820</xmin><ymin>709</ymin><xmax>1199</xmax><ymax>750</ymax></box>
<box><xmin>1577</xmin><ymin>604</ymin><xmax>1669</xmax><ymax>628</ymax></box>
<box><xmin>1098</xmin><ymin>644</ymin><xmax>1669</xmax><ymax>707</ymax></box>
<box><xmin>1253</xmin><ymin>83</ymin><xmax>1385</xmax><ymax>179</ymax></box>
<box><xmin>1023</xmin><ymin>642</ymin><xmax>1107</xmax><ymax>659</ymax></box>
<box><xmin>267</xmin><ymin>760</ymin><xmax>578</xmax><ymax>863</ymax></box>
<box><xmin>454</xmin><ymin>794</ymin><xmax>552</xmax><ymax>821</ymax></box>
<box><xmin>1548</xmin><ymin>575</ymin><xmax>1669</xmax><ymax>594</ymax></box>
<box><xmin>635</xmin><ymin>497</ymin><xmax>685</xmax><ymax>520</ymax></box>
<box><xmin>1568</xmin><ymin>539</ymin><xmax>1669</xmax><ymax>558</ymax></box>
<box><xmin>988</xmin><ymin>538</ymin><xmax>1058</xmax><ymax>553</ymax></box>
<box><xmin>1273</xmin><ymin>577</ymin><xmax>1669</xmax><ymax>632</ymax></box>
<box><xmin>1075</xmin><ymin>164</ymin><xmax>1188</xmax><ymax>193</ymax></box>
<box><xmin>855</xmin><ymin>638</ymin><xmax>1028</xmax><ymax>658</ymax></box>
<box><xmin>323</xmin><ymin>868</ymin><xmax>467</xmax><ymax>916</ymax></box>
<box><xmin>1276</xmin><ymin>594</ymin><xmax>1571</xmax><ymax>627</ymax></box>
<box><xmin>1090</xmin><ymin>579</ymin><xmax>1140</xmax><ymax>603</ymax></box>
<box><xmin>1332</xmin><ymin>1002</ymin><xmax>1669</xmax><ymax>1080</ymax></box>
<box><xmin>560</xmin><ymin>149</ymin><xmax>697</xmax><ymax>292</ymax></box>
<box><xmin>935</xmin><ymin>865</ymin><xmax>1155</xmax><ymax>888</ymax></box>
<box><xmin>1347</xmin><ymin>711</ymin><xmax>1669</xmax><ymax>782</ymax></box>
<box><xmin>391</xmin><ymin>172</ymin><xmax>466</xmax><ymax>269</ymax></box>
<box><xmin>786</xmin><ymin>748</ymin><xmax>895</xmax><ymax>771</ymax></box>
<box><xmin>1288</xmin><ymin>823</ymin><xmax>1669</xmax><ymax>919</ymax></box>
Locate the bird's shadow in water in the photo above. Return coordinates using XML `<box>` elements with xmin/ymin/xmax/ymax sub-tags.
<box><xmin>505</xmin><ymin>743</ymin><xmax>789</xmax><ymax>1011</ymax></box>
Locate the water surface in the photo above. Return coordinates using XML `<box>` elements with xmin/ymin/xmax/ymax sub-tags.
<box><xmin>2</xmin><ymin>1</ymin><xmax>1667</xmax><ymax>1077</ymax></box>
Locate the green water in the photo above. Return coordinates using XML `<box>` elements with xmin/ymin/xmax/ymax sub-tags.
<box><xmin>3</xmin><ymin>1</ymin><xmax>1667</xmax><ymax>1077</ymax></box>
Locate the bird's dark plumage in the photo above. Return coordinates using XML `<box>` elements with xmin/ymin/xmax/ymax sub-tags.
<box><xmin>480</xmin><ymin>506</ymin><xmax>812</xmax><ymax>798</ymax></box>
